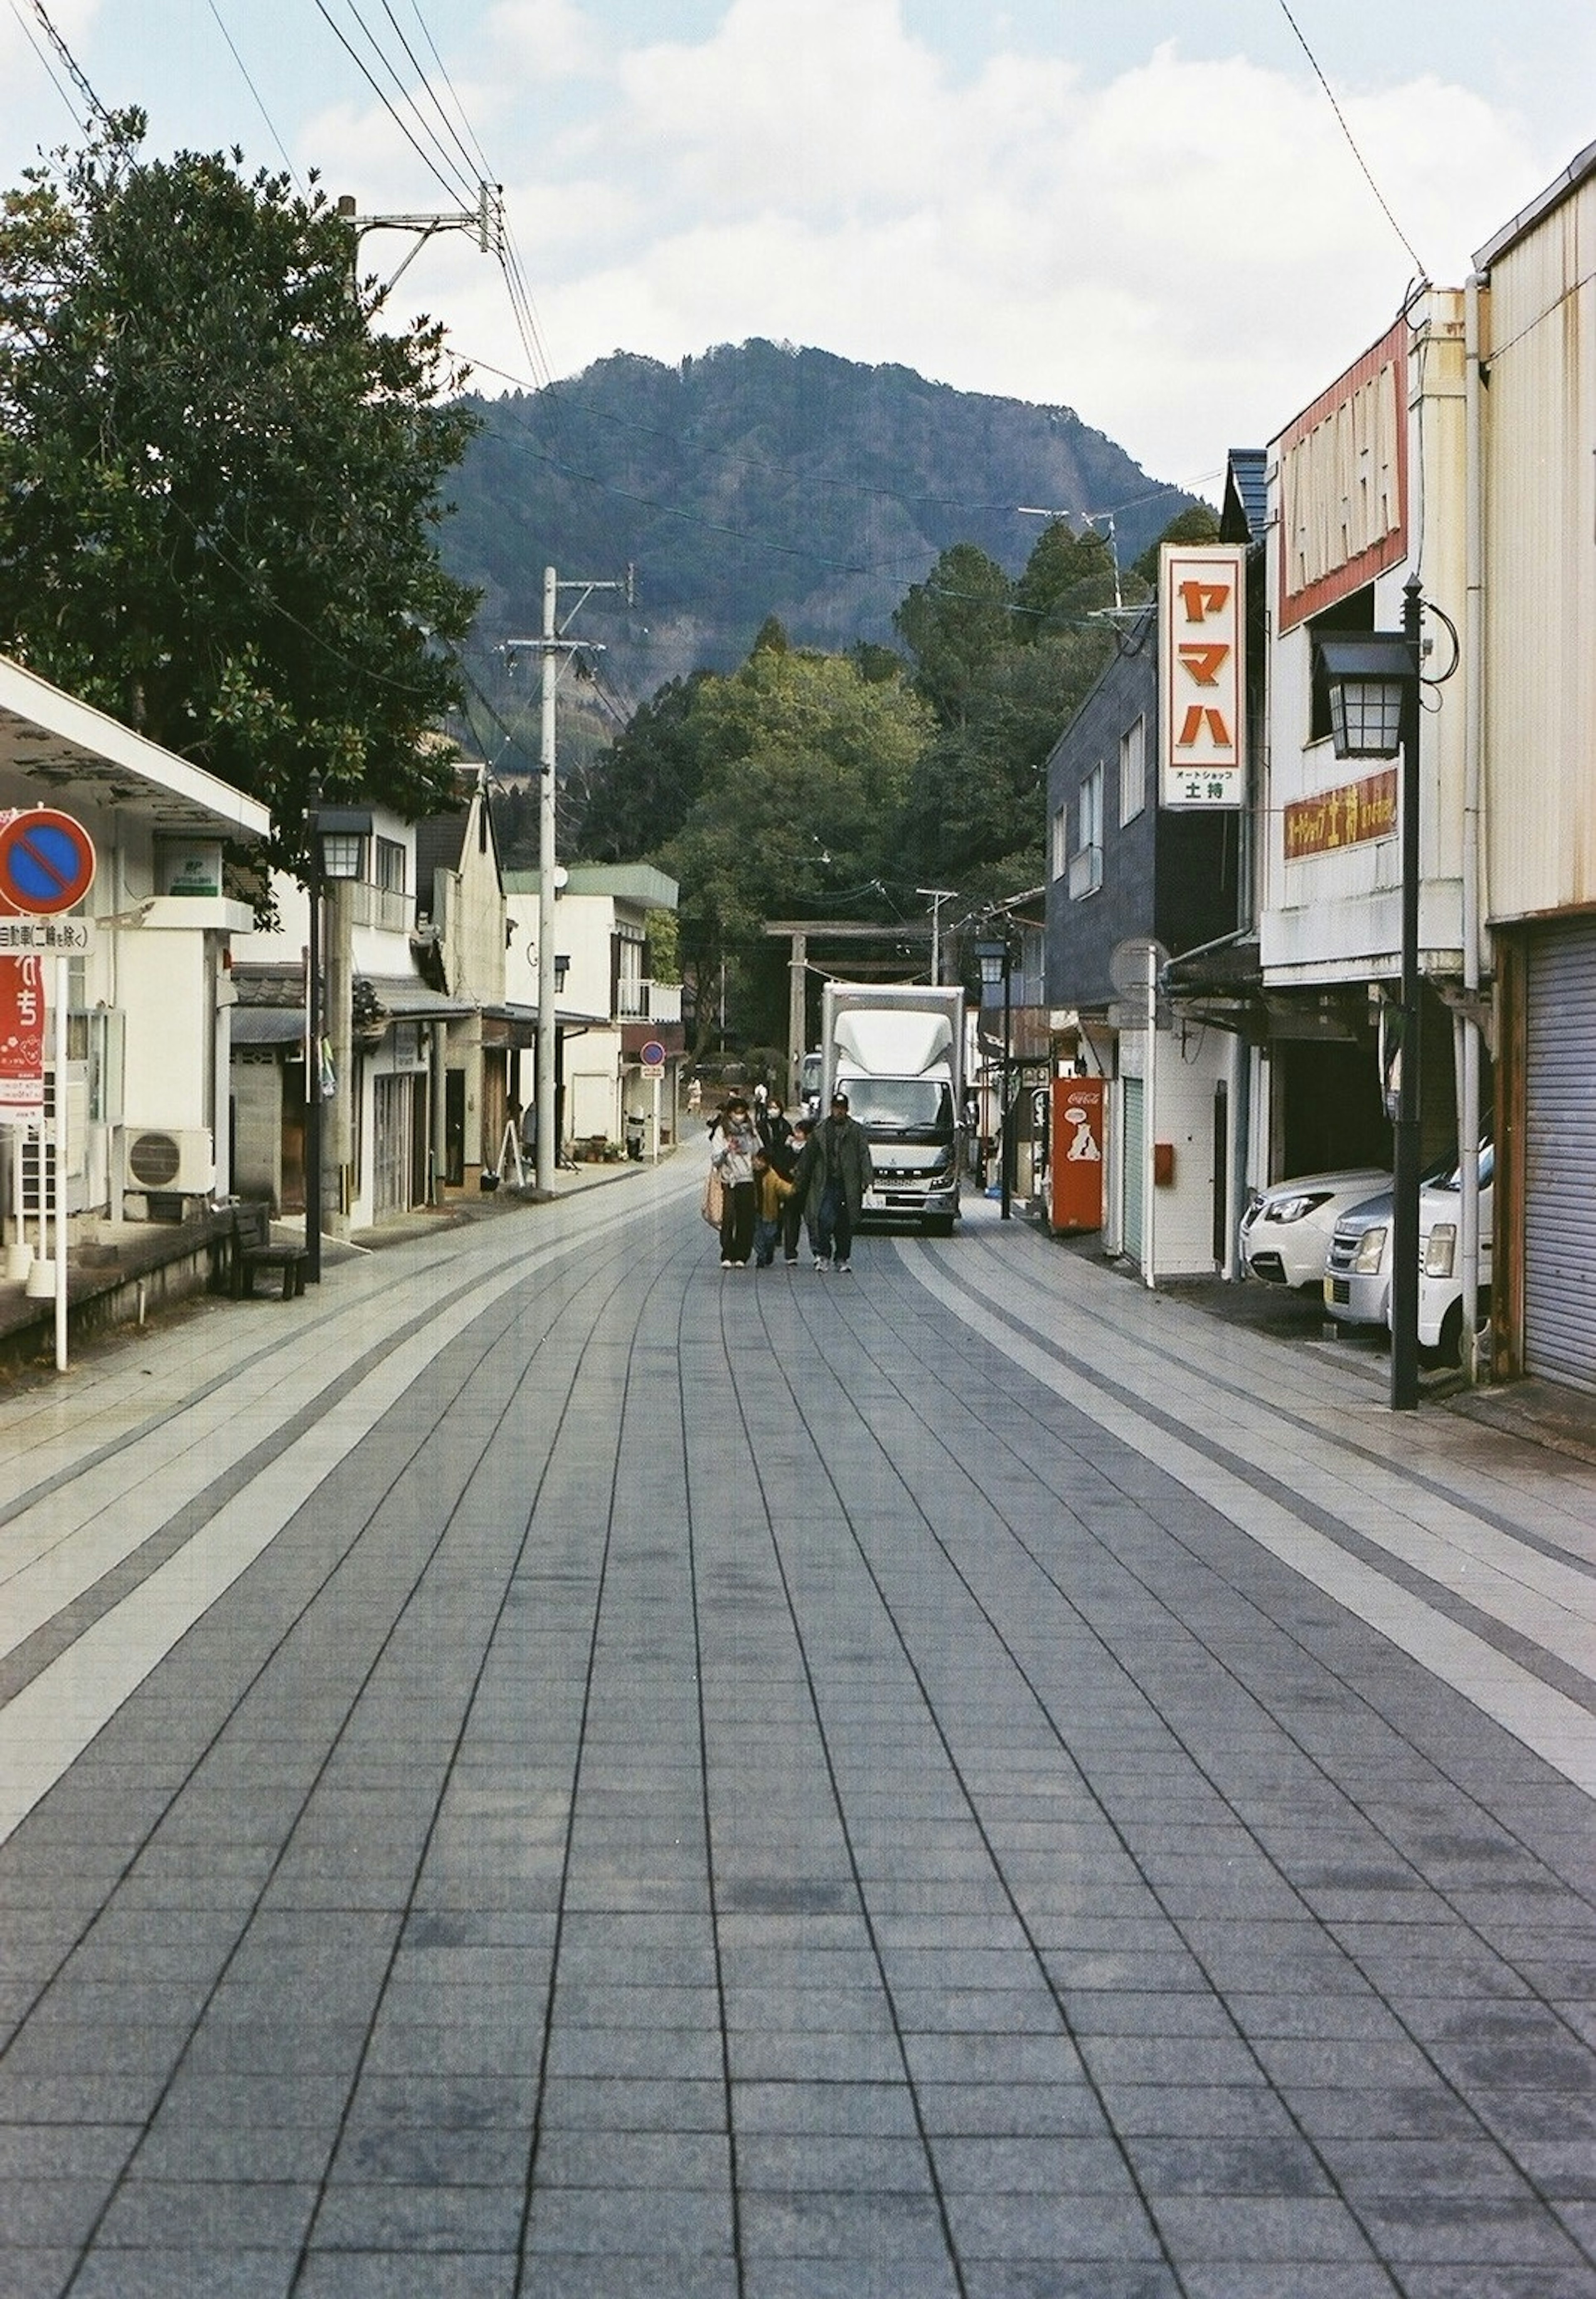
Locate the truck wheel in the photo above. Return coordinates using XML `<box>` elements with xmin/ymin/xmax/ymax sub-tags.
<box><xmin>923</xmin><ymin>1215</ymin><xmax>956</xmax><ymax>1238</ymax></box>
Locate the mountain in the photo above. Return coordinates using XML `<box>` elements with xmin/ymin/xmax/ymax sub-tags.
<box><xmin>441</xmin><ymin>340</ymin><xmax>1197</xmax><ymax>709</ymax></box>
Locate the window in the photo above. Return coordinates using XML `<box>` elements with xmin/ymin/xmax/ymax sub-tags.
<box><xmin>1069</xmin><ymin>764</ymin><xmax>1104</xmax><ymax>900</ymax></box>
<box><xmin>374</xmin><ymin>837</ymin><xmax>406</xmax><ymax>894</ymax></box>
<box><xmin>1050</xmin><ymin>802</ymin><xmax>1070</xmax><ymax>881</ymax></box>
<box><xmin>1119</xmin><ymin>714</ymin><xmax>1146</xmax><ymax>825</ymax></box>
<box><xmin>612</xmin><ymin>929</ymin><xmax>645</xmax><ymax>1018</ymax></box>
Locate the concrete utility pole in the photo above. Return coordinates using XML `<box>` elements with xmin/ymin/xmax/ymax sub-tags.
<box><xmin>500</xmin><ymin>567</ymin><xmax>631</xmax><ymax>1193</ymax></box>
<box><xmin>916</xmin><ymin>888</ymin><xmax>958</xmax><ymax>986</ymax></box>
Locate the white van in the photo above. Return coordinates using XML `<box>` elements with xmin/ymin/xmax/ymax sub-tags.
<box><xmin>1324</xmin><ymin>1141</ymin><xmax>1493</xmax><ymax>1368</ymax></box>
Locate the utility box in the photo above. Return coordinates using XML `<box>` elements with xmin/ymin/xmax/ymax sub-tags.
<box><xmin>1050</xmin><ymin>1077</ymin><xmax>1104</xmax><ymax>1232</ymax></box>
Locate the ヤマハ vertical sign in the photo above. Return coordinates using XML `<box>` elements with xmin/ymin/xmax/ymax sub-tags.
<box><xmin>1160</xmin><ymin>543</ymin><xmax>1245</xmax><ymax>808</ymax></box>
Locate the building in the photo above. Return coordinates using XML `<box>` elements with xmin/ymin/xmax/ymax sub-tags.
<box><xmin>1256</xmin><ymin>297</ymin><xmax>1471</xmax><ymax>1192</ymax></box>
<box><xmin>1473</xmin><ymin>143</ymin><xmax>1596</xmax><ymax>1389</ymax></box>
<box><xmin>503</xmin><ymin>865</ymin><xmax>684</xmax><ymax>1160</ymax></box>
<box><xmin>1</xmin><ymin>653</ymin><xmax>269</xmax><ymax>1281</ymax></box>
<box><xmin>231</xmin><ymin>803</ymin><xmax>474</xmax><ymax>1225</ymax></box>
<box><xmin>1043</xmin><ymin>602</ymin><xmax>1245</xmax><ymax>1276</ymax></box>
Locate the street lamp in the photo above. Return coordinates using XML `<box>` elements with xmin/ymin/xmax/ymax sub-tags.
<box><xmin>975</xmin><ymin>936</ymin><xmax>1015</xmax><ymax>1222</ymax></box>
<box><xmin>303</xmin><ymin>790</ymin><xmax>372</xmax><ymax>1286</ymax></box>
<box><xmin>1316</xmin><ymin>581</ymin><xmax>1422</xmax><ymax>1409</ymax></box>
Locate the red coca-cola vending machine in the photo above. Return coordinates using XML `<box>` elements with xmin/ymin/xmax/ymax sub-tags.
<box><xmin>1050</xmin><ymin>1076</ymin><xmax>1104</xmax><ymax>1233</ymax></box>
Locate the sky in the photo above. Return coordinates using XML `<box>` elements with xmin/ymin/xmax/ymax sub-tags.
<box><xmin>0</xmin><ymin>1</ymin><xmax>1591</xmax><ymax>498</ymax></box>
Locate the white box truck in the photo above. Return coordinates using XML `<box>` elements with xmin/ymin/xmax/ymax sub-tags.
<box><xmin>820</xmin><ymin>982</ymin><xmax>966</xmax><ymax>1234</ymax></box>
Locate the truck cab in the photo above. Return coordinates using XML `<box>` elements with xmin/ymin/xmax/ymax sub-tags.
<box><xmin>823</xmin><ymin>985</ymin><xmax>966</xmax><ymax>1235</ymax></box>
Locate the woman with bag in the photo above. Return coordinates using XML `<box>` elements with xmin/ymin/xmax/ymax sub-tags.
<box><xmin>711</xmin><ymin>1098</ymin><xmax>759</xmax><ymax>1267</ymax></box>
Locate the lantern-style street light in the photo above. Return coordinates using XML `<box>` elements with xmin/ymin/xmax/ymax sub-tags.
<box><xmin>1315</xmin><ymin>580</ymin><xmax>1423</xmax><ymax>1408</ymax></box>
<box><xmin>303</xmin><ymin>791</ymin><xmax>372</xmax><ymax>1285</ymax></box>
<box><xmin>975</xmin><ymin>936</ymin><xmax>1015</xmax><ymax>1222</ymax></box>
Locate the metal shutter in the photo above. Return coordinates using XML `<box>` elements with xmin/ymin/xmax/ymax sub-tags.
<box><xmin>1524</xmin><ymin>919</ymin><xmax>1596</xmax><ymax>1392</ymax></box>
<box><xmin>1122</xmin><ymin>1076</ymin><xmax>1145</xmax><ymax>1266</ymax></box>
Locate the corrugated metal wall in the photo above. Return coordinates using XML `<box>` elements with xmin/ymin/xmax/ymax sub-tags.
<box><xmin>1524</xmin><ymin>919</ymin><xmax>1596</xmax><ymax>1391</ymax></box>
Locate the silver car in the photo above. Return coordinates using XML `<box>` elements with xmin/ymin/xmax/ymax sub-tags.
<box><xmin>1240</xmin><ymin>1166</ymin><xmax>1390</xmax><ymax>1290</ymax></box>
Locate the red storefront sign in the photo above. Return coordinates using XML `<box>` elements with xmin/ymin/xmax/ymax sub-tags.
<box><xmin>0</xmin><ymin>954</ymin><xmax>45</xmax><ymax>1119</ymax></box>
<box><xmin>1050</xmin><ymin>1076</ymin><xmax>1104</xmax><ymax>1233</ymax></box>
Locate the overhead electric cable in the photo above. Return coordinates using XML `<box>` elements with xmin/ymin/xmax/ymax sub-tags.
<box><xmin>25</xmin><ymin>0</ymin><xmax>116</xmax><ymax>136</ymax></box>
<box><xmin>1275</xmin><ymin>0</ymin><xmax>1429</xmax><ymax>281</ymax></box>
<box><xmin>309</xmin><ymin>0</ymin><xmax>476</xmax><ymax>208</ymax></box>
<box><xmin>204</xmin><ymin>0</ymin><xmax>305</xmax><ymax>192</ymax></box>
<box><xmin>6</xmin><ymin>0</ymin><xmax>80</xmax><ymax>130</ymax></box>
<box><xmin>406</xmin><ymin>0</ymin><xmax>496</xmax><ymax>179</ymax></box>
<box><xmin>374</xmin><ymin>0</ymin><xmax>483</xmax><ymax>190</ymax></box>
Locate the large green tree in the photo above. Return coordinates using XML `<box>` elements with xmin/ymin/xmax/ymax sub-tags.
<box><xmin>0</xmin><ymin>119</ymin><xmax>478</xmax><ymax>874</ymax></box>
<box><xmin>655</xmin><ymin>643</ymin><xmax>933</xmax><ymax>1052</ymax></box>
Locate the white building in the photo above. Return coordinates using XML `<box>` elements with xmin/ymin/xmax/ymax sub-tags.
<box><xmin>504</xmin><ymin>865</ymin><xmax>684</xmax><ymax>1159</ymax></box>
<box><xmin>1</xmin><ymin>653</ymin><xmax>269</xmax><ymax>1276</ymax></box>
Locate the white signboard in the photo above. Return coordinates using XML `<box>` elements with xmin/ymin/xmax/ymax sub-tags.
<box><xmin>1160</xmin><ymin>542</ymin><xmax>1245</xmax><ymax>808</ymax></box>
<box><xmin>0</xmin><ymin>917</ymin><xmax>95</xmax><ymax>954</ymax></box>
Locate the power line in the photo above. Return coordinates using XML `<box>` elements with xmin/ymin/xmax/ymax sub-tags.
<box><xmin>1276</xmin><ymin>0</ymin><xmax>1428</xmax><ymax>282</ymax></box>
<box><xmin>308</xmin><ymin>0</ymin><xmax>476</xmax><ymax>210</ymax></box>
<box><xmin>203</xmin><ymin>0</ymin><xmax>305</xmax><ymax>192</ymax></box>
<box><xmin>5</xmin><ymin>0</ymin><xmax>81</xmax><ymax>131</ymax></box>
<box><xmin>23</xmin><ymin>0</ymin><xmax>118</xmax><ymax>138</ymax></box>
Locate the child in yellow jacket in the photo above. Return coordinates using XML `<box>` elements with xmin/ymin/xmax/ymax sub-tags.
<box><xmin>751</xmin><ymin>1152</ymin><xmax>794</xmax><ymax>1268</ymax></box>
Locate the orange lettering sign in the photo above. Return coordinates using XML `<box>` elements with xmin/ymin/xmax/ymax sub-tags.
<box><xmin>1177</xmin><ymin>643</ymin><xmax>1230</xmax><ymax>687</ymax></box>
<box><xmin>1178</xmin><ymin>581</ymin><xmax>1232</xmax><ymax>621</ymax></box>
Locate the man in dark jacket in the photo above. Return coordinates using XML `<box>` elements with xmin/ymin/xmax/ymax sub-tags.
<box><xmin>808</xmin><ymin>1092</ymin><xmax>873</xmax><ymax>1272</ymax></box>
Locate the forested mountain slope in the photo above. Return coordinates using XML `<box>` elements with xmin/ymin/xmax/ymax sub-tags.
<box><xmin>443</xmin><ymin>340</ymin><xmax>1195</xmax><ymax>701</ymax></box>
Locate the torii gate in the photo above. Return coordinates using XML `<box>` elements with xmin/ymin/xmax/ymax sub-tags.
<box><xmin>763</xmin><ymin>919</ymin><xmax>934</xmax><ymax>1107</ymax></box>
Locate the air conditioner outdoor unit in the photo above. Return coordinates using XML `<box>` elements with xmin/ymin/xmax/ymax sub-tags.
<box><xmin>122</xmin><ymin>1126</ymin><xmax>214</xmax><ymax>1195</ymax></box>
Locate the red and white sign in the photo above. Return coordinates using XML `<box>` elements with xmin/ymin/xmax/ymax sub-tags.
<box><xmin>1160</xmin><ymin>544</ymin><xmax>1245</xmax><ymax>809</ymax></box>
<box><xmin>0</xmin><ymin>807</ymin><xmax>96</xmax><ymax>915</ymax></box>
<box><xmin>0</xmin><ymin>954</ymin><xmax>46</xmax><ymax>1120</ymax></box>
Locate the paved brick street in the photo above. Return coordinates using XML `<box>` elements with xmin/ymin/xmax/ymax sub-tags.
<box><xmin>0</xmin><ymin>1157</ymin><xmax>1592</xmax><ymax>2297</ymax></box>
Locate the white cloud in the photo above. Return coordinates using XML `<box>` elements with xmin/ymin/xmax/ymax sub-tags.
<box><xmin>485</xmin><ymin>0</ymin><xmax>605</xmax><ymax>84</ymax></box>
<box><xmin>293</xmin><ymin>1</ymin><xmax>1567</xmax><ymax>480</ymax></box>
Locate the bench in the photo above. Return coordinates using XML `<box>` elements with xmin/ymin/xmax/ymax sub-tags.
<box><xmin>227</xmin><ymin>1202</ymin><xmax>310</xmax><ymax>1301</ymax></box>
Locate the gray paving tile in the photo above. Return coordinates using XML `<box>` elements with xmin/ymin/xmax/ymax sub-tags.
<box><xmin>1149</xmin><ymin>2195</ymin><xmax>1380</xmax><ymax>2262</ymax></box>
<box><xmin>72</xmin><ymin>2255</ymin><xmax>299</xmax><ymax>2298</ymax></box>
<box><xmin>739</xmin><ymin>2188</ymin><xmax>951</xmax><ymax>2262</ymax></box>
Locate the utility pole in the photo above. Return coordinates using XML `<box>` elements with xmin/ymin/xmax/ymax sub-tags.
<box><xmin>916</xmin><ymin>888</ymin><xmax>958</xmax><ymax>986</ymax></box>
<box><xmin>501</xmin><ymin>567</ymin><xmax>631</xmax><ymax>1193</ymax></box>
<box><xmin>337</xmin><ymin>186</ymin><xmax>503</xmax><ymax>296</ymax></box>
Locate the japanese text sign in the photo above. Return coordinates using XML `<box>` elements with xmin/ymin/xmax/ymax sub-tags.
<box><xmin>1283</xmin><ymin>769</ymin><xmax>1398</xmax><ymax>862</ymax></box>
<box><xmin>1160</xmin><ymin>543</ymin><xmax>1245</xmax><ymax>808</ymax></box>
<box><xmin>0</xmin><ymin>954</ymin><xmax>45</xmax><ymax>1120</ymax></box>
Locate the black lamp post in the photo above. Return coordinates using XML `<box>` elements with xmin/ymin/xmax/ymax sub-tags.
<box><xmin>975</xmin><ymin>936</ymin><xmax>1015</xmax><ymax>1221</ymax></box>
<box><xmin>1315</xmin><ymin>578</ymin><xmax>1423</xmax><ymax>1409</ymax></box>
<box><xmin>302</xmin><ymin>789</ymin><xmax>372</xmax><ymax>1285</ymax></box>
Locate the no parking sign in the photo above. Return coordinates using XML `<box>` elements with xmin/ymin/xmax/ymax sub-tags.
<box><xmin>0</xmin><ymin>809</ymin><xmax>96</xmax><ymax>915</ymax></box>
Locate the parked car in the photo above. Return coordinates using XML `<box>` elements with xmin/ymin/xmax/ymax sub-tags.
<box><xmin>1324</xmin><ymin>1141</ymin><xmax>1493</xmax><ymax>1366</ymax></box>
<box><xmin>1240</xmin><ymin>1166</ymin><xmax>1391</xmax><ymax>1290</ymax></box>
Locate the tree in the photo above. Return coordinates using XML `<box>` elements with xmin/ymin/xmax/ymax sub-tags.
<box><xmin>568</xmin><ymin>669</ymin><xmax>714</xmax><ymax>863</ymax></box>
<box><xmin>892</xmin><ymin>543</ymin><xmax>1014</xmax><ymax>725</ymax></box>
<box><xmin>0</xmin><ymin>119</ymin><xmax>478</xmax><ymax>875</ymax></box>
<box><xmin>653</xmin><ymin>646</ymin><xmax>933</xmax><ymax>1052</ymax></box>
<box><xmin>1132</xmin><ymin>502</ymin><xmax>1221</xmax><ymax>588</ymax></box>
<box><xmin>1012</xmin><ymin>519</ymin><xmax>1126</xmax><ymax>635</ymax></box>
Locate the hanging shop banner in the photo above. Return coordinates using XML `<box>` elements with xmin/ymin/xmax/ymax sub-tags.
<box><xmin>1160</xmin><ymin>542</ymin><xmax>1245</xmax><ymax>808</ymax></box>
<box><xmin>0</xmin><ymin>954</ymin><xmax>46</xmax><ymax>1120</ymax></box>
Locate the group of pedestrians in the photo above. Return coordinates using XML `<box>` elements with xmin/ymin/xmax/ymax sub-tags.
<box><xmin>708</xmin><ymin>1087</ymin><xmax>873</xmax><ymax>1273</ymax></box>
